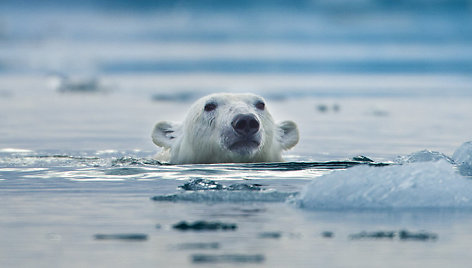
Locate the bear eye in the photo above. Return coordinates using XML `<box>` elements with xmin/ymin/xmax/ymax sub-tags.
<box><xmin>204</xmin><ymin>102</ymin><xmax>217</xmax><ymax>112</ymax></box>
<box><xmin>255</xmin><ymin>101</ymin><xmax>265</xmax><ymax>110</ymax></box>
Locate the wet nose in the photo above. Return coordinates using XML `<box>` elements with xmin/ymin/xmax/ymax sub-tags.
<box><xmin>232</xmin><ymin>114</ymin><xmax>260</xmax><ymax>136</ymax></box>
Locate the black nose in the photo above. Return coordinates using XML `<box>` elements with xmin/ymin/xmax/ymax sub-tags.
<box><xmin>232</xmin><ymin>114</ymin><xmax>260</xmax><ymax>136</ymax></box>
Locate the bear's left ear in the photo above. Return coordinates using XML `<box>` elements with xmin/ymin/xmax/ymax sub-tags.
<box><xmin>277</xmin><ymin>121</ymin><xmax>299</xmax><ymax>150</ymax></box>
<box><xmin>152</xmin><ymin>121</ymin><xmax>181</xmax><ymax>149</ymax></box>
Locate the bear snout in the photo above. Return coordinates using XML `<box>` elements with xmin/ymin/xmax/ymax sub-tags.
<box><xmin>231</xmin><ymin>114</ymin><xmax>260</xmax><ymax>136</ymax></box>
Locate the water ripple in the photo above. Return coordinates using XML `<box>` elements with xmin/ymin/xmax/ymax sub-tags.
<box><xmin>0</xmin><ymin>151</ymin><xmax>388</xmax><ymax>182</ymax></box>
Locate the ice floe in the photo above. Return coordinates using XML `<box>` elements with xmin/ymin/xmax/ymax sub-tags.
<box><xmin>94</xmin><ymin>233</ymin><xmax>148</xmax><ymax>241</ymax></box>
<box><xmin>349</xmin><ymin>230</ymin><xmax>437</xmax><ymax>241</ymax></box>
<box><xmin>295</xmin><ymin>160</ymin><xmax>472</xmax><ymax>210</ymax></box>
<box><xmin>395</xmin><ymin>149</ymin><xmax>454</xmax><ymax>164</ymax></box>
<box><xmin>295</xmin><ymin>141</ymin><xmax>472</xmax><ymax>210</ymax></box>
<box><xmin>191</xmin><ymin>254</ymin><xmax>265</xmax><ymax>264</ymax></box>
<box><xmin>453</xmin><ymin>141</ymin><xmax>472</xmax><ymax>176</ymax></box>
<box><xmin>152</xmin><ymin>190</ymin><xmax>295</xmax><ymax>203</ymax></box>
<box><xmin>173</xmin><ymin>221</ymin><xmax>237</xmax><ymax>231</ymax></box>
<box><xmin>152</xmin><ymin>178</ymin><xmax>293</xmax><ymax>203</ymax></box>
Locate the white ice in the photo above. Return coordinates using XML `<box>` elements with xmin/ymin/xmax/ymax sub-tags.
<box><xmin>453</xmin><ymin>141</ymin><xmax>472</xmax><ymax>176</ymax></box>
<box><xmin>296</xmin><ymin>160</ymin><xmax>472</xmax><ymax>210</ymax></box>
<box><xmin>395</xmin><ymin>149</ymin><xmax>453</xmax><ymax>164</ymax></box>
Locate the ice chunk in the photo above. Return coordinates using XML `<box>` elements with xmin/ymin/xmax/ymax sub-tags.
<box><xmin>321</xmin><ymin>231</ymin><xmax>334</xmax><ymax>238</ymax></box>
<box><xmin>49</xmin><ymin>74</ymin><xmax>109</xmax><ymax>93</ymax></box>
<box><xmin>226</xmin><ymin>183</ymin><xmax>262</xmax><ymax>191</ymax></box>
<box><xmin>295</xmin><ymin>160</ymin><xmax>472</xmax><ymax>209</ymax></box>
<box><xmin>258</xmin><ymin>232</ymin><xmax>282</xmax><ymax>239</ymax></box>
<box><xmin>352</xmin><ymin>155</ymin><xmax>374</xmax><ymax>162</ymax></box>
<box><xmin>173</xmin><ymin>221</ymin><xmax>237</xmax><ymax>231</ymax></box>
<box><xmin>94</xmin><ymin>233</ymin><xmax>148</xmax><ymax>241</ymax></box>
<box><xmin>350</xmin><ymin>231</ymin><xmax>395</xmax><ymax>240</ymax></box>
<box><xmin>453</xmin><ymin>141</ymin><xmax>472</xmax><ymax>176</ymax></box>
<box><xmin>191</xmin><ymin>254</ymin><xmax>265</xmax><ymax>264</ymax></box>
<box><xmin>349</xmin><ymin>230</ymin><xmax>437</xmax><ymax>241</ymax></box>
<box><xmin>174</xmin><ymin>242</ymin><xmax>220</xmax><ymax>250</ymax></box>
<box><xmin>178</xmin><ymin>178</ymin><xmax>262</xmax><ymax>191</ymax></box>
<box><xmin>179</xmin><ymin>178</ymin><xmax>224</xmax><ymax>191</ymax></box>
<box><xmin>398</xmin><ymin>230</ymin><xmax>437</xmax><ymax>241</ymax></box>
<box><xmin>152</xmin><ymin>190</ymin><xmax>295</xmax><ymax>203</ymax></box>
<box><xmin>395</xmin><ymin>149</ymin><xmax>453</xmax><ymax>164</ymax></box>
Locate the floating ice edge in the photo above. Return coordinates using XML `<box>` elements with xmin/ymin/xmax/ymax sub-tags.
<box><xmin>294</xmin><ymin>141</ymin><xmax>472</xmax><ymax>210</ymax></box>
<box><xmin>295</xmin><ymin>158</ymin><xmax>472</xmax><ymax>210</ymax></box>
<box><xmin>453</xmin><ymin>141</ymin><xmax>472</xmax><ymax>176</ymax></box>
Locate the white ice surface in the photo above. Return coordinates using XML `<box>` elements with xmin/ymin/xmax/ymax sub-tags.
<box><xmin>453</xmin><ymin>141</ymin><xmax>472</xmax><ymax>176</ymax></box>
<box><xmin>296</xmin><ymin>160</ymin><xmax>472</xmax><ymax>210</ymax></box>
<box><xmin>395</xmin><ymin>149</ymin><xmax>453</xmax><ymax>164</ymax></box>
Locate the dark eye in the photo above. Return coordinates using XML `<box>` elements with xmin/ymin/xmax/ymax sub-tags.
<box><xmin>255</xmin><ymin>101</ymin><xmax>265</xmax><ymax>110</ymax></box>
<box><xmin>204</xmin><ymin>102</ymin><xmax>217</xmax><ymax>112</ymax></box>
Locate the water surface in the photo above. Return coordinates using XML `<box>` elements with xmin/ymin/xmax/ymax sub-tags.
<box><xmin>2</xmin><ymin>0</ymin><xmax>472</xmax><ymax>267</ymax></box>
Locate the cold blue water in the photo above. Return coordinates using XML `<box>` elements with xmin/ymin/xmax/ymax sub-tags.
<box><xmin>2</xmin><ymin>1</ymin><xmax>472</xmax><ymax>267</ymax></box>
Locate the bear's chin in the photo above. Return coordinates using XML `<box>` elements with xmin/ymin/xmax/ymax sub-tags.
<box><xmin>227</xmin><ymin>140</ymin><xmax>261</xmax><ymax>155</ymax></box>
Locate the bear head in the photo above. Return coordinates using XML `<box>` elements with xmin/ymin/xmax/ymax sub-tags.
<box><xmin>152</xmin><ymin>93</ymin><xmax>299</xmax><ymax>164</ymax></box>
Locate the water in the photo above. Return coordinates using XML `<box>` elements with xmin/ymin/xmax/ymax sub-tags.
<box><xmin>2</xmin><ymin>1</ymin><xmax>472</xmax><ymax>267</ymax></box>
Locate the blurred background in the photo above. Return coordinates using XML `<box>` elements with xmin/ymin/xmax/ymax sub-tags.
<box><xmin>1</xmin><ymin>0</ymin><xmax>472</xmax><ymax>160</ymax></box>
<box><xmin>2</xmin><ymin>0</ymin><xmax>472</xmax><ymax>75</ymax></box>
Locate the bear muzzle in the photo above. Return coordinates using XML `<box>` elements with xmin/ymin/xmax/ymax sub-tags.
<box><xmin>224</xmin><ymin>113</ymin><xmax>262</xmax><ymax>155</ymax></box>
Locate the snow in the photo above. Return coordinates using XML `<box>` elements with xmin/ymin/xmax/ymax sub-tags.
<box><xmin>295</xmin><ymin>160</ymin><xmax>472</xmax><ymax>210</ymax></box>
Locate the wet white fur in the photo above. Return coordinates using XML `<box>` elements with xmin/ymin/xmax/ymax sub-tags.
<box><xmin>152</xmin><ymin>93</ymin><xmax>299</xmax><ymax>164</ymax></box>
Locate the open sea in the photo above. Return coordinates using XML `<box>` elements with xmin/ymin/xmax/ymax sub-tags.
<box><xmin>1</xmin><ymin>0</ymin><xmax>472</xmax><ymax>267</ymax></box>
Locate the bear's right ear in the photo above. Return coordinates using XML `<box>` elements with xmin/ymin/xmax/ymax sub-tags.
<box><xmin>152</xmin><ymin>121</ymin><xmax>181</xmax><ymax>148</ymax></box>
<box><xmin>277</xmin><ymin>120</ymin><xmax>299</xmax><ymax>150</ymax></box>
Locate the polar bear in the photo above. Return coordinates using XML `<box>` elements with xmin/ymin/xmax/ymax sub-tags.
<box><xmin>152</xmin><ymin>93</ymin><xmax>299</xmax><ymax>164</ymax></box>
